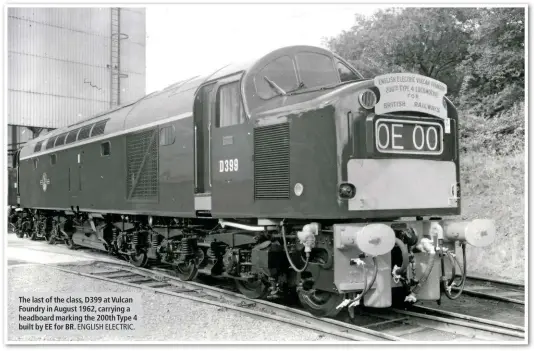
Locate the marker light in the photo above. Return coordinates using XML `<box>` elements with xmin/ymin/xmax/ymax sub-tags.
<box><xmin>339</xmin><ymin>183</ymin><xmax>356</xmax><ymax>199</ymax></box>
<box><xmin>294</xmin><ymin>183</ymin><xmax>304</xmax><ymax>196</ymax></box>
<box><xmin>359</xmin><ymin>89</ymin><xmax>377</xmax><ymax>110</ymax></box>
<box><xmin>441</xmin><ymin>219</ymin><xmax>496</xmax><ymax>247</ymax></box>
<box><xmin>337</xmin><ymin>223</ymin><xmax>396</xmax><ymax>256</ymax></box>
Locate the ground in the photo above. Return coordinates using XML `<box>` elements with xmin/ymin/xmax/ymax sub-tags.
<box><xmin>6</xmin><ymin>234</ymin><xmax>340</xmax><ymax>342</ymax></box>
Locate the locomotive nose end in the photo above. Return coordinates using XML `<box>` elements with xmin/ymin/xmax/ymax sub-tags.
<box><xmin>337</xmin><ymin>223</ymin><xmax>396</xmax><ymax>256</ymax></box>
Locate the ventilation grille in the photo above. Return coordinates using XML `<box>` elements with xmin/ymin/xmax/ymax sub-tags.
<box><xmin>45</xmin><ymin>138</ymin><xmax>56</xmax><ymax>150</ymax></box>
<box><xmin>78</xmin><ymin>125</ymin><xmax>92</xmax><ymax>141</ymax></box>
<box><xmin>34</xmin><ymin>141</ymin><xmax>43</xmax><ymax>152</ymax></box>
<box><xmin>55</xmin><ymin>132</ymin><xmax>68</xmax><ymax>147</ymax></box>
<box><xmin>66</xmin><ymin>128</ymin><xmax>80</xmax><ymax>144</ymax></box>
<box><xmin>91</xmin><ymin>119</ymin><xmax>109</xmax><ymax>137</ymax></box>
<box><xmin>254</xmin><ymin>123</ymin><xmax>290</xmax><ymax>199</ymax></box>
<box><xmin>126</xmin><ymin>129</ymin><xmax>159</xmax><ymax>201</ymax></box>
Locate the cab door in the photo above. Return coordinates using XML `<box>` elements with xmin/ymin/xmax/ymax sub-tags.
<box><xmin>194</xmin><ymin>83</ymin><xmax>215</xmax><ymax>195</ymax></box>
<box><xmin>210</xmin><ymin>76</ymin><xmax>254</xmax><ymax>216</ymax></box>
<box><xmin>69</xmin><ymin>148</ymin><xmax>83</xmax><ymax>207</ymax></box>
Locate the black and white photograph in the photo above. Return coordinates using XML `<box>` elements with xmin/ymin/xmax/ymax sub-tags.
<box><xmin>2</xmin><ymin>3</ymin><xmax>527</xmax><ymax>345</ymax></box>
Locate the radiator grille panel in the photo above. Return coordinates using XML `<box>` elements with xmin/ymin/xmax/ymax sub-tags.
<box><xmin>126</xmin><ymin>129</ymin><xmax>159</xmax><ymax>201</ymax></box>
<box><xmin>254</xmin><ymin>123</ymin><xmax>290</xmax><ymax>199</ymax></box>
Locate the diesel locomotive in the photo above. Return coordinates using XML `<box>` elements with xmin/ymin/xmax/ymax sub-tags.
<box><xmin>8</xmin><ymin>45</ymin><xmax>496</xmax><ymax>317</ymax></box>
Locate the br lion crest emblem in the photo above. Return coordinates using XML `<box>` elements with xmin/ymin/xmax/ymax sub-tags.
<box><xmin>40</xmin><ymin>173</ymin><xmax>50</xmax><ymax>192</ymax></box>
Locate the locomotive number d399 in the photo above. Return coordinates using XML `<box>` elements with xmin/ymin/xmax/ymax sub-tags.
<box><xmin>219</xmin><ymin>158</ymin><xmax>239</xmax><ymax>172</ymax></box>
<box><xmin>374</xmin><ymin>118</ymin><xmax>443</xmax><ymax>155</ymax></box>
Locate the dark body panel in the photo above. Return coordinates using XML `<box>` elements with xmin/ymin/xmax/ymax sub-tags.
<box><xmin>7</xmin><ymin>168</ymin><xmax>18</xmax><ymax>206</ymax></box>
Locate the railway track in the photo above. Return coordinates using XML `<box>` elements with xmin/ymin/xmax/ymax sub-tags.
<box><xmin>454</xmin><ymin>275</ymin><xmax>525</xmax><ymax>305</ymax></box>
<box><xmin>44</xmin><ymin>260</ymin><xmax>400</xmax><ymax>342</ymax></box>
<box><xmin>363</xmin><ymin>306</ymin><xmax>524</xmax><ymax>341</ymax></box>
<box><xmin>43</xmin><ymin>259</ymin><xmax>524</xmax><ymax>342</ymax></box>
<box><xmin>8</xmin><ymin>234</ymin><xmax>525</xmax><ymax>342</ymax></box>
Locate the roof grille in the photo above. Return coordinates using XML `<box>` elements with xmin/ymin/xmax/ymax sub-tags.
<box><xmin>66</xmin><ymin>128</ymin><xmax>80</xmax><ymax>144</ymax></box>
<box><xmin>91</xmin><ymin>119</ymin><xmax>109</xmax><ymax>137</ymax></box>
<box><xmin>45</xmin><ymin>138</ymin><xmax>56</xmax><ymax>150</ymax></box>
<box><xmin>34</xmin><ymin>141</ymin><xmax>43</xmax><ymax>152</ymax></box>
<box><xmin>77</xmin><ymin>124</ymin><xmax>93</xmax><ymax>141</ymax></box>
<box><xmin>55</xmin><ymin>132</ymin><xmax>68</xmax><ymax>147</ymax></box>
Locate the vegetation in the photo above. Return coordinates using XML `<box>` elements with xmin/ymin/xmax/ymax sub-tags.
<box><xmin>325</xmin><ymin>7</ymin><xmax>525</xmax><ymax>281</ymax></box>
<box><xmin>325</xmin><ymin>7</ymin><xmax>525</xmax><ymax>154</ymax></box>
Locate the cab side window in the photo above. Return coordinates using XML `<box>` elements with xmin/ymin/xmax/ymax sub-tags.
<box><xmin>336</xmin><ymin>60</ymin><xmax>361</xmax><ymax>82</ymax></box>
<box><xmin>217</xmin><ymin>82</ymin><xmax>246</xmax><ymax>127</ymax></box>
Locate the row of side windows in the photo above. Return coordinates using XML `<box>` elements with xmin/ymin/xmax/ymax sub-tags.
<box><xmin>31</xmin><ymin>124</ymin><xmax>177</xmax><ymax>170</ymax></box>
<box><xmin>32</xmin><ymin>142</ymin><xmax>111</xmax><ymax>169</ymax></box>
<box><xmin>31</xmin><ymin>122</ymin><xmax>177</xmax><ymax>170</ymax></box>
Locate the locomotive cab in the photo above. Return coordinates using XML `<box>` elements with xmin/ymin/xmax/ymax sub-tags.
<box><xmin>231</xmin><ymin>46</ymin><xmax>495</xmax><ymax>314</ymax></box>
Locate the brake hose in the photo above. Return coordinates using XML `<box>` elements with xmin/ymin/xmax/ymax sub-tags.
<box><xmin>443</xmin><ymin>243</ymin><xmax>467</xmax><ymax>300</ymax></box>
<box><xmin>411</xmin><ymin>240</ymin><xmax>438</xmax><ymax>294</ymax></box>
<box><xmin>348</xmin><ymin>256</ymin><xmax>378</xmax><ymax>310</ymax></box>
<box><xmin>281</xmin><ymin>225</ymin><xmax>310</xmax><ymax>273</ymax></box>
<box><xmin>394</xmin><ymin>238</ymin><xmax>410</xmax><ymax>275</ymax></box>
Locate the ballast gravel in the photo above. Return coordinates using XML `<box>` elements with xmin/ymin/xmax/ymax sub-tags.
<box><xmin>8</xmin><ymin>265</ymin><xmax>342</xmax><ymax>342</ymax></box>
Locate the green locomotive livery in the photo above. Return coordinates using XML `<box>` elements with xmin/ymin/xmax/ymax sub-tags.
<box><xmin>10</xmin><ymin>45</ymin><xmax>495</xmax><ymax>317</ymax></box>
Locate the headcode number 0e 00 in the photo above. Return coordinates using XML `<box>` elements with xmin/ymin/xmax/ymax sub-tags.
<box><xmin>219</xmin><ymin>159</ymin><xmax>239</xmax><ymax>172</ymax></box>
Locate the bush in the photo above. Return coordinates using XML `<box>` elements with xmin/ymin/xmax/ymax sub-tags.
<box><xmin>460</xmin><ymin>150</ymin><xmax>524</xmax><ymax>197</ymax></box>
<box><xmin>459</xmin><ymin>101</ymin><xmax>525</xmax><ymax>156</ymax></box>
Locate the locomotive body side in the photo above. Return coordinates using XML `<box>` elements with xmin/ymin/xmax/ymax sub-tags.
<box><xmin>17</xmin><ymin>76</ymin><xmax>207</xmax><ymax>217</ymax></box>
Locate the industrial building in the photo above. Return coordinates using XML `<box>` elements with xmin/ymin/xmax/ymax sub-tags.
<box><xmin>7</xmin><ymin>7</ymin><xmax>146</xmax><ymax>166</ymax></box>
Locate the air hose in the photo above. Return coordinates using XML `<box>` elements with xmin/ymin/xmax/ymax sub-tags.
<box><xmin>442</xmin><ymin>242</ymin><xmax>467</xmax><ymax>300</ymax></box>
<box><xmin>281</xmin><ymin>225</ymin><xmax>310</xmax><ymax>273</ymax></box>
<box><xmin>411</xmin><ymin>240</ymin><xmax>438</xmax><ymax>294</ymax></box>
<box><xmin>393</xmin><ymin>238</ymin><xmax>410</xmax><ymax>275</ymax></box>
<box><xmin>346</xmin><ymin>256</ymin><xmax>378</xmax><ymax>312</ymax></box>
<box><xmin>365</xmin><ymin>256</ymin><xmax>379</xmax><ymax>295</ymax></box>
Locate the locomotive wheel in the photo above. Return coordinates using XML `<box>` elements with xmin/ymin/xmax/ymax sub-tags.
<box><xmin>30</xmin><ymin>228</ymin><xmax>38</xmax><ymax>241</ymax></box>
<box><xmin>129</xmin><ymin>252</ymin><xmax>149</xmax><ymax>268</ymax></box>
<box><xmin>65</xmin><ymin>236</ymin><xmax>78</xmax><ymax>250</ymax></box>
<box><xmin>297</xmin><ymin>289</ymin><xmax>344</xmax><ymax>318</ymax></box>
<box><xmin>48</xmin><ymin>225</ymin><xmax>60</xmax><ymax>245</ymax></box>
<box><xmin>15</xmin><ymin>227</ymin><xmax>24</xmax><ymax>238</ymax></box>
<box><xmin>175</xmin><ymin>261</ymin><xmax>199</xmax><ymax>281</ymax></box>
<box><xmin>175</xmin><ymin>249</ymin><xmax>203</xmax><ymax>281</ymax></box>
<box><xmin>20</xmin><ymin>221</ymin><xmax>30</xmax><ymax>239</ymax></box>
<box><xmin>47</xmin><ymin>233</ymin><xmax>56</xmax><ymax>245</ymax></box>
<box><xmin>235</xmin><ymin>279</ymin><xmax>269</xmax><ymax>299</ymax></box>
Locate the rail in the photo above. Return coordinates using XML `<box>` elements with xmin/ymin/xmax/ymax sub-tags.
<box><xmin>44</xmin><ymin>260</ymin><xmax>401</xmax><ymax>342</ymax></box>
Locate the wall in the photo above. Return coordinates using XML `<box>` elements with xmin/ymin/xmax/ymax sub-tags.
<box><xmin>7</xmin><ymin>7</ymin><xmax>146</xmax><ymax>129</ymax></box>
